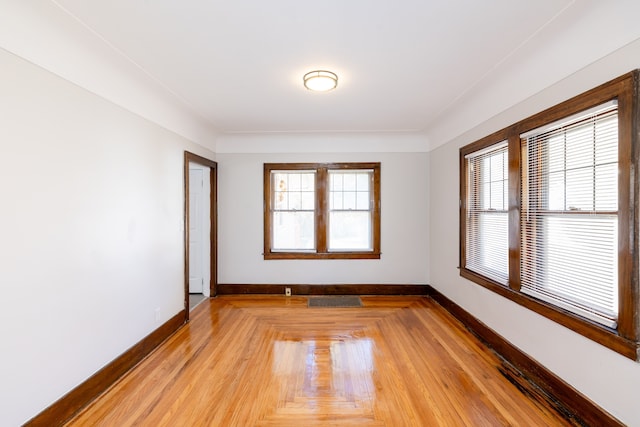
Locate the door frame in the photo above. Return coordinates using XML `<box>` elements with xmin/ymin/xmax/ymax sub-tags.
<box><xmin>184</xmin><ymin>151</ymin><xmax>218</xmax><ymax>320</ymax></box>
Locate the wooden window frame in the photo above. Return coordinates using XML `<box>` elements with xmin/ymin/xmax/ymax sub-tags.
<box><xmin>264</xmin><ymin>162</ymin><xmax>381</xmax><ymax>260</ymax></box>
<box><xmin>460</xmin><ymin>70</ymin><xmax>640</xmax><ymax>360</ymax></box>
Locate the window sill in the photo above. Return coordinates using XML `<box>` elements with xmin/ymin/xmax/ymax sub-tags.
<box><xmin>264</xmin><ymin>252</ymin><xmax>381</xmax><ymax>260</ymax></box>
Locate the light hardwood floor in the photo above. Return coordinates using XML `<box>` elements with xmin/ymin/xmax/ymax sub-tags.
<box><xmin>66</xmin><ymin>296</ymin><xmax>572</xmax><ymax>426</ymax></box>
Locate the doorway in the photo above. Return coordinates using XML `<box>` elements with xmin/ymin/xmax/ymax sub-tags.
<box><xmin>189</xmin><ymin>164</ymin><xmax>209</xmax><ymax>309</ymax></box>
<box><xmin>184</xmin><ymin>152</ymin><xmax>217</xmax><ymax>320</ymax></box>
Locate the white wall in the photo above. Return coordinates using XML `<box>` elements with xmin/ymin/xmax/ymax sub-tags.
<box><xmin>217</xmin><ymin>132</ymin><xmax>429</xmax><ymax>153</ymax></box>
<box><xmin>0</xmin><ymin>48</ymin><xmax>215</xmax><ymax>426</ymax></box>
<box><xmin>426</xmin><ymin>0</ymin><xmax>640</xmax><ymax>151</ymax></box>
<box><xmin>428</xmin><ymin>38</ymin><xmax>640</xmax><ymax>425</ymax></box>
<box><xmin>0</xmin><ymin>1</ymin><xmax>218</xmax><ymax>151</ymax></box>
<box><xmin>217</xmin><ymin>149</ymin><xmax>429</xmax><ymax>285</ymax></box>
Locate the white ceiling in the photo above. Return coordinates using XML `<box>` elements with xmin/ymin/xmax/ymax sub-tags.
<box><xmin>51</xmin><ymin>0</ymin><xmax>581</xmax><ymax>136</ymax></box>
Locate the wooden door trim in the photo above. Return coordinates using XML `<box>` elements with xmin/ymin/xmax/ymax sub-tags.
<box><xmin>184</xmin><ymin>151</ymin><xmax>218</xmax><ymax>320</ymax></box>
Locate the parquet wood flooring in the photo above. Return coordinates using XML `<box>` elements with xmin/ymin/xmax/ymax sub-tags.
<box><xmin>66</xmin><ymin>296</ymin><xmax>572</xmax><ymax>426</ymax></box>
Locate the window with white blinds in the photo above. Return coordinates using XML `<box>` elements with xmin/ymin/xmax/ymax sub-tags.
<box><xmin>460</xmin><ymin>71</ymin><xmax>639</xmax><ymax>359</ymax></box>
<box><xmin>465</xmin><ymin>141</ymin><xmax>509</xmax><ymax>285</ymax></box>
<box><xmin>520</xmin><ymin>101</ymin><xmax>618</xmax><ymax>328</ymax></box>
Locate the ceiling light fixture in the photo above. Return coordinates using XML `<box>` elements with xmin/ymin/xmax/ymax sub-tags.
<box><xmin>303</xmin><ymin>70</ymin><xmax>338</xmax><ymax>92</ymax></box>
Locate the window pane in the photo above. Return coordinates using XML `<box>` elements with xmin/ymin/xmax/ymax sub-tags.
<box><xmin>274</xmin><ymin>191</ymin><xmax>288</xmax><ymax>210</ymax></box>
<box><xmin>301</xmin><ymin>173</ymin><xmax>314</xmax><ymax>191</ymax></box>
<box><xmin>490</xmin><ymin>152</ymin><xmax>505</xmax><ymax>182</ymax></box>
<box><xmin>273</xmin><ymin>173</ymin><xmax>288</xmax><ymax>189</ymax></box>
<box><xmin>547</xmin><ymin>136</ymin><xmax>564</xmax><ymax>172</ymax></box>
<box><xmin>482</xmin><ymin>181</ymin><xmax>491</xmax><ymax>209</ymax></box>
<box><xmin>595</xmin><ymin>116</ymin><xmax>618</xmax><ymax>164</ymax></box>
<box><xmin>356</xmin><ymin>192</ymin><xmax>370</xmax><ymax>210</ymax></box>
<box><xmin>289</xmin><ymin>191</ymin><xmax>302</xmax><ymax>210</ymax></box>
<box><xmin>595</xmin><ymin>163</ymin><xmax>617</xmax><ymax>211</ymax></box>
<box><xmin>329</xmin><ymin>211</ymin><xmax>371</xmax><ymax>250</ymax></box>
<box><xmin>331</xmin><ymin>174</ymin><xmax>343</xmax><ymax>191</ymax></box>
<box><xmin>272</xmin><ymin>211</ymin><xmax>315</xmax><ymax>251</ymax></box>
<box><xmin>490</xmin><ymin>181</ymin><xmax>505</xmax><ymax>210</ymax></box>
<box><xmin>565</xmin><ymin>167</ymin><xmax>593</xmax><ymax>211</ymax></box>
<box><xmin>343</xmin><ymin>174</ymin><xmax>356</xmax><ymax>191</ymax></box>
<box><xmin>287</xmin><ymin>173</ymin><xmax>300</xmax><ymax>190</ymax></box>
<box><xmin>331</xmin><ymin>192</ymin><xmax>342</xmax><ymax>210</ymax></box>
<box><xmin>356</xmin><ymin>173</ymin><xmax>369</xmax><ymax>191</ymax></box>
<box><xmin>343</xmin><ymin>191</ymin><xmax>356</xmax><ymax>210</ymax></box>
<box><xmin>301</xmin><ymin>191</ymin><xmax>315</xmax><ymax>210</ymax></box>
<box><xmin>566</xmin><ymin>125</ymin><xmax>594</xmax><ymax>170</ymax></box>
<box><xmin>548</xmin><ymin>171</ymin><xmax>564</xmax><ymax>210</ymax></box>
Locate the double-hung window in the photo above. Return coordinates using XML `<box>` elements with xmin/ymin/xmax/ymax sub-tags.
<box><xmin>264</xmin><ymin>163</ymin><xmax>381</xmax><ymax>259</ymax></box>
<box><xmin>520</xmin><ymin>102</ymin><xmax>619</xmax><ymax>328</ymax></box>
<box><xmin>460</xmin><ymin>71</ymin><xmax>639</xmax><ymax>360</ymax></box>
<box><xmin>270</xmin><ymin>169</ymin><xmax>316</xmax><ymax>252</ymax></box>
<box><xmin>464</xmin><ymin>141</ymin><xmax>509</xmax><ymax>285</ymax></box>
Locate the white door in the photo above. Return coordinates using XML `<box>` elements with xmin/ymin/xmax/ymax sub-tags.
<box><xmin>189</xmin><ymin>167</ymin><xmax>204</xmax><ymax>293</ymax></box>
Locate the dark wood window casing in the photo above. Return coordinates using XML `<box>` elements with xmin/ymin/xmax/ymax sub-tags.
<box><xmin>460</xmin><ymin>70</ymin><xmax>640</xmax><ymax>360</ymax></box>
<box><xmin>264</xmin><ymin>162</ymin><xmax>381</xmax><ymax>260</ymax></box>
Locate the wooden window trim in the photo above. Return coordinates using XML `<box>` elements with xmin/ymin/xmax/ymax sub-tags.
<box><xmin>264</xmin><ymin>162</ymin><xmax>381</xmax><ymax>260</ymax></box>
<box><xmin>460</xmin><ymin>70</ymin><xmax>640</xmax><ymax>360</ymax></box>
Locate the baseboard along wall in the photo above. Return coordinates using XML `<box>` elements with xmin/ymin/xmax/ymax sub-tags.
<box><xmin>216</xmin><ymin>283</ymin><xmax>430</xmax><ymax>295</ymax></box>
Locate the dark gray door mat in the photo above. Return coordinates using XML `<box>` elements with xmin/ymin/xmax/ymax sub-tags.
<box><xmin>308</xmin><ymin>296</ymin><xmax>363</xmax><ymax>308</ymax></box>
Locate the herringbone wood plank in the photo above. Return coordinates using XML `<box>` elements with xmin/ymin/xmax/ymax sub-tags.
<box><xmin>66</xmin><ymin>296</ymin><xmax>572</xmax><ymax>426</ymax></box>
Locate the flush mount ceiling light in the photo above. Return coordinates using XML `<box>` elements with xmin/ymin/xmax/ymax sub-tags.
<box><xmin>303</xmin><ymin>70</ymin><xmax>338</xmax><ymax>92</ymax></box>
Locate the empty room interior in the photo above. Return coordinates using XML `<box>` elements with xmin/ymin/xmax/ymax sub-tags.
<box><xmin>3</xmin><ymin>1</ymin><xmax>640</xmax><ymax>426</ymax></box>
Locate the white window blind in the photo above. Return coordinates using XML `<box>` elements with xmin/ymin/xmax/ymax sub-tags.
<box><xmin>465</xmin><ymin>141</ymin><xmax>509</xmax><ymax>285</ymax></box>
<box><xmin>520</xmin><ymin>101</ymin><xmax>618</xmax><ymax>328</ymax></box>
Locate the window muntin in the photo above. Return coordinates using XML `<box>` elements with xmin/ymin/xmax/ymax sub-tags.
<box><xmin>520</xmin><ymin>103</ymin><xmax>619</xmax><ymax>328</ymax></box>
<box><xmin>264</xmin><ymin>163</ymin><xmax>381</xmax><ymax>260</ymax></box>
<box><xmin>465</xmin><ymin>142</ymin><xmax>509</xmax><ymax>284</ymax></box>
